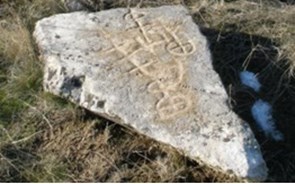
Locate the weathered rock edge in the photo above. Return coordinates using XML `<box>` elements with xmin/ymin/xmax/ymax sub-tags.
<box><xmin>34</xmin><ymin>5</ymin><xmax>268</xmax><ymax>181</ymax></box>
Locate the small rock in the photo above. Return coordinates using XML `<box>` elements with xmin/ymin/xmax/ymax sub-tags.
<box><xmin>63</xmin><ymin>0</ymin><xmax>113</xmax><ymax>12</ymax></box>
<box><xmin>34</xmin><ymin>5</ymin><xmax>268</xmax><ymax>181</ymax></box>
<box><xmin>63</xmin><ymin>0</ymin><xmax>86</xmax><ymax>11</ymax></box>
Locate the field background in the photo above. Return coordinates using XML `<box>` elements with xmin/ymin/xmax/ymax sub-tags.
<box><xmin>0</xmin><ymin>0</ymin><xmax>294</xmax><ymax>182</ymax></box>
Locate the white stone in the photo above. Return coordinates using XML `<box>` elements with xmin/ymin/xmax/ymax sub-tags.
<box><xmin>34</xmin><ymin>5</ymin><xmax>268</xmax><ymax>181</ymax></box>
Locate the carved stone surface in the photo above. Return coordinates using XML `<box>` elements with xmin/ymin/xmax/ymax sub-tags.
<box><xmin>34</xmin><ymin>5</ymin><xmax>267</xmax><ymax>181</ymax></box>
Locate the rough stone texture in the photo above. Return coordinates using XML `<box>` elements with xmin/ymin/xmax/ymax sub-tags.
<box><xmin>34</xmin><ymin>6</ymin><xmax>268</xmax><ymax>181</ymax></box>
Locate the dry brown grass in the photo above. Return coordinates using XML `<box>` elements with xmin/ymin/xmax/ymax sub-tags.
<box><xmin>35</xmin><ymin>108</ymin><xmax>238</xmax><ymax>182</ymax></box>
<box><xmin>189</xmin><ymin>0</ymin><xmax>295</xmax><ymax>74</ymax></box>
<box><xmin>0</xmin><ymin>0</ymin><xmax>295</xmax><ymax>182</ymax></box>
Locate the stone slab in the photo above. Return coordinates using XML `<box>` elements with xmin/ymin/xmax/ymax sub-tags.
<box><xmin>34</xmin><ymin>5</ymin><xmax>268</xmax><ymax>181</ymax></box>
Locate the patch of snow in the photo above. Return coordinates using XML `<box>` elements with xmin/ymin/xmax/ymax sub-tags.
<box><xmin>240</xmin><ymin>71</ymin><xmax>261</xmax><ymax>92</ymax></box>
<box><xmin>251</xmin><ymin>99</ymin><xmax>284</xmax><ymax>141</ymax></box>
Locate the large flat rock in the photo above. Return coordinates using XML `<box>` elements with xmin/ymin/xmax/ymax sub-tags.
<box><xmin>34</xmin><ymin>5</ymin><xmax>267</xmax><ymax>181</ymax></box>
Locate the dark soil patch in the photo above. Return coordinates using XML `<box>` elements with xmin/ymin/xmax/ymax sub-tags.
<box><xmin>200</xmin><ymin>27</ymin><xmax>295</xmax><ymax>181</ymax></box>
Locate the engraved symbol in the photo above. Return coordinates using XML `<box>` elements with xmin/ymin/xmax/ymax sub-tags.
<box><xmin>97</xmin><ymin>10</ymin><xmax>197</xmax><ymax>120</ymax></box>
<box><xmin>128</xmin><ymin>59</ymin><xmax>155</xmax><ymax>77</ymax></box>
<box><xmin>124</xmin><ymin>10</ymin><xmax>152</xmax><ymax>43</ymax></box>
<box><xmin>148</xmin><ymin>81</ymin><xmax>164</xmax><ymax>94</ymax></box>
<box><xmin>156</xmin><ymin>94</ymin><xmax>191</xmax><ymax>120</ymax></box>
<box><xmin>166</xmin><ymin>40</ymin><xmax>195</xmax><ymax>56</ymax></box>
<box><xmin>163</xmin><ymin>25</ymin><xmax>196</xmax><ymax>56</ymax></box>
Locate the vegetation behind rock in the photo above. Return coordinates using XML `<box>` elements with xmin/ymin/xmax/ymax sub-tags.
<box><xmin>0</xmin><ymin>0</ymin><xmax>294</xmax><ymax>182</ymax></box>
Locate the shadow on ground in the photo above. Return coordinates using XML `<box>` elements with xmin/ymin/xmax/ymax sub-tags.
<box><xmin>199</xmin><ymin>26</ymin><xmax>295</xmax><ymax>181</ymax></box>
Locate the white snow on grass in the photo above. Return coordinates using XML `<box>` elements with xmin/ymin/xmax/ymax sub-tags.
<box><xmin>240</xmin><ymin>71</ymin><xmax>261</xmax><ymax>92</ymax></box>
<box><xmin>251</xmin><ymin>99</ymin><xmax>284</xmax><ymax>141</ymax></box>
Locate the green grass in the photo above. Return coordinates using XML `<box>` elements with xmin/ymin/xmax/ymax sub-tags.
<box><xmin>0</xmin><ymin>0</ymin><xmax>295</xmax><ymax>182</ymax></box>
